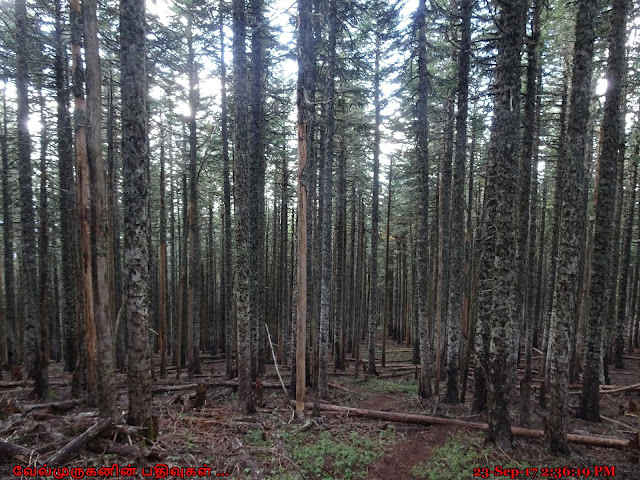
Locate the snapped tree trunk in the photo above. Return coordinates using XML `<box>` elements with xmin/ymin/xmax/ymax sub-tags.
<box><xmin>84</xmin><ymin>0</ymin><xmax>117</xmax><ymax>418</ymax></box>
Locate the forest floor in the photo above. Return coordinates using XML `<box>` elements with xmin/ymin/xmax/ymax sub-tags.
<box><xmin>1</xmin><ymin>336</ymin><xmax>639</xmax><ymax>479</ymax></box>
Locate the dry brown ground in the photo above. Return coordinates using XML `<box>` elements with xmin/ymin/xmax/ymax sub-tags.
<box><xmin>1</xmin><ymin>338</ymin><xmax>639</xmax><ymax>479</ymax></box>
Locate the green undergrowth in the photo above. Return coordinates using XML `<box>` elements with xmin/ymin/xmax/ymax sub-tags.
<box><xmin>410</xmin><ymin>432</ymin><xmax>535</xmax><ymax>480</ymax></box>
<box><xmin>359</xmin><ymin>376</ymin><xmax>418</xmax><ymax>395</ymax></box>
<box><xmin>411</xmin><ymin>432</ymin><xmax>489</xmax><ymax>480</ymax></box>
<box><xmin>243</xmin><ymin>424</ymin><xmax>396</xmax><ymax>480</ymax></box>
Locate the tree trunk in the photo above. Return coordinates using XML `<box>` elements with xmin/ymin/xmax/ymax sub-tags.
<box><xmin>53</xmin><ymin>0</ymin><xmax>76</xmax><ymax>374</ymax></box>
<box><xmin>16</xmin><ymin>0</ymin><xmax>45</xmax><ymax>395</ymax></box>
<box><xmin>486</xmin><ymin>0</ymin><xmax>526</xmax><ymax>449</ymax></box>
<box><xmin>218</xmin><ymin>2</ymin><xmax>233</xmax><ymax>380</ymax></box>
<box><xmin>249</xmin><ymin>0</ymin><xmax>267</xmax><ymax>379</ymax></box>
<box><xmin>84</xmin><ymin>0</ymin><xmax>116</xmax><ymax>418</ymax></box>
<box><xmin>159</xmin><ymin>123</ymin><xmax>168</xmax><ymax>379</ymax></box>
<box><xmin>416</xmin><ymin>0</ymin><xmax>433</xmax><ymax>399</ymax></box>
<box><xmin>437</xmin><ymin>97</ymin><xmax>453</xmax><ymax>399</ymax></box>
<box><xmin>548</xmin><ymin>0</ymin><xmax>598</xmax><ymax>453</ymax></box>
<box><xmin>382</xmin><ymin>159</ymin><xmax>393</xmax><ymax>369</ymax></box>
<box><xmin>578</xmin><ymin>0</ymin><xmax>627</xmax><ymax>424</ymax></box>
<box><xmin>319</xmin><ymin>0</ymin><xmax>338</xmax><ymax>397</ymax></box>
<box><xmin>70</xmin><ymin>0</ymin><xmax>96</xmax><ymax>403</ymax></box>
<box><xmin>616</xmin><ymin>157</ymin><xmax>637</xmax><ymax>368</ymax></box>
<box><xmin>233</xmin><ymin>0</ymin><xmax>256</xmax><ymax>414</ymax></box>
<box><xmin>446</xmin><ymin>0</ymin><xmax>472</xmax><ymax>404</ymax></box>
<box><xmin>186</xmin><ymin>20</ymin><xmax>201</xmax><ymax>378</ymax></box>
<box><xmin>517</xmin><ymin>0</ymin><xmax>542</xmax><ymax>427</ymax></box>
<box><xmin>121</xmin><ymin>0</ymin><xmax>153</xmax><ymax>433</ymax></box>
<box><xmin>541</xmin><ymin>74</ymin><xmax>568</xmax><ymax>384</ymax></box>
<box><xmin>1</xmin><ymin>83</ymin><xmax>16</xmax><ymax>367</ymax></box>
<box><xmin>295</xmin><ymin>0</ymin><xmax>313</xmax><ymax>415</ymax></box>
<box><xmin>37</xmin><ymin>88</ymin><xmax>50</xmax><ymax>396</ymax></box>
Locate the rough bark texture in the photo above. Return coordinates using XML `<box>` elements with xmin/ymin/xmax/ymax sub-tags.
<box><xmin>219</xmin><ymin>3</ymin><xmax>234</xmax><ymax>380</ymax></box>
<box><xmin>548</xmin><ymin>0</ymin><xmax>597</xmax><ymax>453</ymax></box>
<box><xmin>37</xmin><ymin>89</ymin><xmax>50</xmax><ymax>396</ymax></box>
<box><xmin>437</xmin><ymin>97</ymin><xmax>453</xmax><ymax>399</ymax></box>
<box><xmin>335</xmin><ymin>140</ymin><xmax>347</xmax><ymax>371</ymax></box>
<box><xmin>319</xmin><ymin>0</ymin><xmax>337</xmax><ymax>397</ymax></box>
<box><xmin>84</xmin><ymin>0</ymin><xmax>116</xmax><ymax>418</ymax></box>
<box><xmin>1</xmin><ymin>85</ymin><xmax>16</xmax><ymax>366</ymax></box>
<box><xmin>121</xmin><ymin>0</ymin><xmax>153</xmax><ymax>431</ymax></box>
<box><xmin>368</xmin><ymin>29</ymin><xmax>382</xmax><ymax>377</ymax></box>
<box><xmin>159</xmin><ymin>125</ymin><xmax>168</xmax><ymax>379</ymax></box>
<box><xmin>517</xmin><ymin>0</ymin><xmax>541</xmax><ymax>427</ymax></box>
<box><xmin>446</xmin><ymin>0</ymin><xmax>471</xmax><ymax>405</ymax></box>
<box><xmin>55</xmin><ymin>0</ymin><xmax>76</xmax><ymax>374</ymax></box>
<box><xmin>70</xmin><ymin>0</ymin><xmax>97</xmax><ymax>404</ymax></box>
<box><xmin>186</xmin><ymin>21</ymin><xmax>201</xmax><ymax>378</ymax></box>
<box><xmin>16</xmin><ymin>0</ymin><xmax>44</xmax><ymax>394</ymax></box>
<box><xmin>295</xmin><ymin>0</ymin><xmax>313</xmax><ymax>414</ymax></box>
<box><xmin>577</xmin><ymin>0</ymin><xmax>626</xmax><ymax>424</ymax></box>
<box><xmin>486</xmin><ymin>0</ymin><xmax>526</xmax><ymax>449</ymax></box>
<box><xmin>616</xmin><ymin>158</ymin><xmax>637</xmax><ymax>368</ymax></box>
<box><xmin>249</xmin><ymin>0</ymin><xmax>266</xmax><ymax>379</ymax></box>
<box><xmin>233</xmin><ymin>0</ymin><xmax>256</xmax><ymax>414</ymax></box>
<box><xmin>382</xmin><ymin>158</ymin><xmax>393</xmax><ymax>369</ymax></box>
<box><xmin>416</xmin><ymin>0</ymin><xmax>433</xmax><ymax>399</ymax></box>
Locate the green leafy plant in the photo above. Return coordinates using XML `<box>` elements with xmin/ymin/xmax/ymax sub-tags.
<box><xmin>244</xmin><ymin>429</ymin><xmax>271</xmax><ymax>447</ymax></box>
<box><xmin>280</xmin><ymin>426</ymin><xmax>396</xmax><ymax>479</ymax></box>
<box><xmin>360</xmin><ymin>377</ymin><xmax>417</xmax><ymax>394</ymax></box>
<box><xmin>411</xmin><ymin>432</ymin><xmax>488</xmax><ymax>480</ymax></box>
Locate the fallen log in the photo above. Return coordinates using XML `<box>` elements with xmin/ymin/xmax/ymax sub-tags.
<box><xmin>0</xmin><ymin>437</ymin><xmax>39</xmax><ymax>464</ymax></box>
<box><xmin>46</xmin><ymin>417</ymin><xmax>113</xmax><ymax>466</ymax></box>
<box><xmin>22</xmin><ymin>399</ymin><xmax>80</xmax><ymax>414</ymax></box>
<box><xmin>304</xmin><ymin>403</ymin><xmax>638</xmax><ymax>451</ymax></box>
<box><xmin>601</xmin><ymin>383</ymin><xmax>640</xmax><ymax>394</ymax></box>
<box><xmin>153</xmin><ymin>383</ymin><xmax>199</xmax><ymax>393</ymax></box>
<box><xmin>153</xmin><ymin>379</ymin><xmax>345</xmax><ymax>394</ymax></box>
<box><xmin>87</xmin><ymin>438</ymin><xmax>144</xmax><ymax>458</ymax></box>
<box><xmin>569</xmin><ymin>383</ymin><xmax>640</xmax><ymax>395</ymax></box>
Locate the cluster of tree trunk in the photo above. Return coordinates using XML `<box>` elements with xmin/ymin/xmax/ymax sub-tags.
<box><xmin>0</xmin><ymin>0</ymin><xmax>639</xmax><ymax>456</ymax></box>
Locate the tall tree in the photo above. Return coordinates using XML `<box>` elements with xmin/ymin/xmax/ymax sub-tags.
<box><xmin>367</xmin><ymin>2</ymin><xmax>383</xmax><ymax>377</ymax></box>
<box><xmin>577</xmin><ymin>0</ymin><xmax>627</xmax><ymax>423</ymax></box>
<box><xmin>121</xmin><ymin>0</ymin><xmax>153</xmax><ymax>432</ymax></box>
<box><xmin>159</xmin><ymin>123</ymin><xmax>168</xmax><ymax>378</ymax></box>
<box><xmin>186</xmin><ymin>17</ymin><xmax>201</xmax><ymax>378</ymax></box>
<box><xmin>319</xmin><ymin>0</ymin><xmax>337</xmax><ymax>396</ymax></box>
<box><xmin>486</xmin><ymin>0</ymin><xmax>526</xmax><ymax>449</ymax></box>
<box><xmin>295</xmin><ymin>0</ymin><xmax>313</xmax><ymax>415</ymax></box>
<box><xmin>547</xmin><ymin>0</ymin><xmax>598</xmax><ymax>453</ymax></box>
<box><xmin>70</xmin><ymin>0</ymin><xmax>97</xmax><ymax>403</ymax></box>
<box><xmin>416</xmin><ymin>0</ymin><xmax>433</xmax><ymax>399</ymax></box>
<box><xmin>219</xmin><ymin>0</ymin><xmax>234</xmax><ymax>381</ymax></box>
<box><xmin>16</xmin><ymin>0</ymin><xmax>46</xmax><ymax>396</ymax></box>
<box><xmin>249</xmin><ymin>0</ymin><xmax>266</xmax><ymax>378</ymax></box>
<box><xmin>445</xmin><ymin>0</ymin><xmax>472</xmax><ymax>404</ymax></box>
<box><xmin>517</xmin><ymin>0</ymin><xmax>542</xmax><ymax>426</ymax></box>
<box><xmin>1</xmin><ymin>82</ymin><xmax>16</xmax><ymax>366</ymax></box>
<box><xmin>616</xmin><ymin>156</ymin><xmax>637</xmax><ymax>368</ymax></box>
<box><xmin>55</xmin><ymin>0</ymin><xmax>76</xmax><ymax>374</ymax></box>
<box><xmin>233</xmin><ymin>0</ymin><xmax>256</xmax><ymax>414</ymax></box>
<box><xmin>85</xmin><ymin>0</ymin><xmax>117</xmax><ymax>417</ymax></box>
